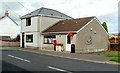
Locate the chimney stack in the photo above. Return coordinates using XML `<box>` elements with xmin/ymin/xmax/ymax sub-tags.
<box><xmin>5</xmin><ymin>11</ymin><xmax>9</xmax><ymax>16</ymax></box>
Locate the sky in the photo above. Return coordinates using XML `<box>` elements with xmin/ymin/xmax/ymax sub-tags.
<box><xmin>0</xmin><ymin>0</ymin><xmax>119</xmax><ymax>33</ymax></box>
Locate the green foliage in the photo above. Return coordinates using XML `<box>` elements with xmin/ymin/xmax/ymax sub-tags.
<box><xmin>104</xmin><ymin>54</ymin><xmax>120</xmax><ymax>57</ymax></box>
<box><xmin>109</xmin><ymin>58</ymin><xmax>120</xmax><ymax>63</ymax></box>
<box><xmin>118</xmin><ymin>33</ymin><xmax>120</xmax><ymax>44</ymax></box>
<box><xmin>118</xmin><ymin>33</ymin><xmax>120</xmax><ymax>36</ymax></box>
<box><xmin>14</xmin><ymin>35</ymin><xmax>20</xmax><ymax>41</ymax></box>
<box><xmin>102</xmin><ymin>50</ymin><xmax>120</xmax><ymax>53</ymax></box>
<box><xmin>102</xmin><ymin>22</ymin><xmax>108</xmax><ymax>32</ymax></box>
<box><xmin>118</xmin><ymin>36</ymin><xmax>120</xmax><ymax>39</ymax></box>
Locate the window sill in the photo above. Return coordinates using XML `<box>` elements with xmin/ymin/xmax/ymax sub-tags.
<box><xmin>44</xmin><ymin>43</ymin><xmax>53</xmax><ymax>44</ymax></box>
<box><xmin>26</xmin><ymin>42</ymin><xmax>33</xmax><ymax>43</ymax></box>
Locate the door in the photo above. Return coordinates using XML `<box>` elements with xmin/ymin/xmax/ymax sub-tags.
<box><xmin>66</xmin><ymin>35</ymin><xmax>71</xmax><ymax>51</ymax></box>
<box><xmin>67</xmin><ymin>35</ymin><xmax>71</xmax><ymax>44</ymax></box>
<box><xmin>22</xmin><ymin>33</ymin><xmax>24</xmax><ymax>48</ymax></box>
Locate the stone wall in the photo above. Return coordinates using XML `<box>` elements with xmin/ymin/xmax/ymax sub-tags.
<box><xmin>0</xmin><ymin>41</ymin><xmax>20</xmax><ymax>47</ymax></box>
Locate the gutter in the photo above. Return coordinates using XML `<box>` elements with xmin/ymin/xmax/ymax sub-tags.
<box><xmin>20</xmin><ymin>14</ymin><xmax>72</xmax><ymax>19</ymax></box>
<box><xmin>42</xmin><ymin>31</ymin><xmax>77</xmax><ymax>35</ymax></box>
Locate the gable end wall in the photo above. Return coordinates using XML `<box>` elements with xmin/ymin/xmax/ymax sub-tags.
<box><xmin>76</xmin><ymin>19</ymin><xmax>109</xmax><ymax>52</ymax></box>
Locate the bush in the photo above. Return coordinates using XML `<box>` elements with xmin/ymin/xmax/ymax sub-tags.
<box><xmin>12</xmin><ymin>35</ymin><xmax>20</xmax><ymax>42</ymax></box>
<box><xmin>109</xmin><ymin>44</ymin><xmax>120</xmax><ymax>51</ymax></box>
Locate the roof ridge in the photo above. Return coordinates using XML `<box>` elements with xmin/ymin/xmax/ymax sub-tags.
<box><xmin>60</xmin><ymin>16</ymin><xmax>95</xmax><ymax>22</ymax></box>
<box><xmin>7</xmin><ymin>16</ymin><xmax>18</xmax><ymax>25</ymax></box>
<box><xmin>21</xmin><ymin>7</ymin><xmax>73</xmax><ymax>19</ymax></box>
<box><xmin>0</xmin><ymin>16</ymin><xmax>6</xmax><ymax>20</ymax></box>
<box><xmin>38</xmin><ymin>7</ymin><xmax>73</xmax><ymax>18</ymax></box>
<box><xmin>38</xmin><ymin>7</ymin><xmax>44</xmax><ymax>13</ymax></box>
<box><xmin>0</xmin><ymin>16</ymin><xmax>18</xmax><ymax>25</ymax></box>
<box><xmin>74</xmin><ymin>16</ymin><xmax>95</xmax><ymax>20</ymax></box>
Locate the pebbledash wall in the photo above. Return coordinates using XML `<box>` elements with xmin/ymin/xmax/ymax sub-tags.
<box><xmin>20</xmin><ymin>15</ymin><xmax>66</xmax><ymax>48</ymax></box>
<box><xmin>75</xmin><ymin>18</ymin><xmax>109</xmax><ymax>52</ymax></box>
<box><xmin>54</xmin><ymin>35</ymin><xmax>76</xmax><ymax>51</ymax></box>
<box><xmin>44</xmin><ymin>18</ymin><xmax>109</xmax><ymax>52</ymax></box>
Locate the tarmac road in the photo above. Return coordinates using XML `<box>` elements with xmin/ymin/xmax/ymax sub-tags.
<box><xmin>1</xmin><ymin>48</ymin><xmax>119</xmax><ymax>73</ymax></box>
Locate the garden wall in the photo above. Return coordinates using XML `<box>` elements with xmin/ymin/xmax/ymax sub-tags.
<box><xmin>0</xmin><ymin>40</ymin><xmax>20</xmax><ymax>47</ymax></box>
<box><xmin>108</xmin><ymin>43</ymin><xmax>120</xmax><ymax>51</ymax></box>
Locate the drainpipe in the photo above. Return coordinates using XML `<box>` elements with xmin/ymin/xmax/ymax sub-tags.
<box><xmin>40</xmin><ymin>14</ymin><xmax>43</xmax><ymax>49</ymax></box>
<box><xmin>37</xmin><ymin>16</ymin><xmax>40</xmax><ymax>48</ymax></box>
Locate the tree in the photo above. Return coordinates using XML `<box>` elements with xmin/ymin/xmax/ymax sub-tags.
<box><xmin>118</xmin><ymin>33</ymin><xmax>120</xmax><ymax>44</ymax></box>
<box><xmin>13</xmin><ymin>35</ymin><xmax>20</xmax><ymax>41</ymax></box>
<box><xmin>16</xmin><ymin>35</ymin><xmax>20</xmax><ymax>40</ymax></box>
<box><xmin>118</xmin><ymin>33</ymin><xmax>120</xmax><ymax>36</ymax></box>
<box><xmin>102</xmin><ymin>22</ymin><xmax>108</xmax><ymax>32</ymax></box>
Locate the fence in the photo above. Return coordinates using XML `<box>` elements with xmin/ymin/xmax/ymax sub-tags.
<box><xmin>0</xmin><ymin>39</ymin><xmax>20</xmax><ymax>47</ymax></box>
<box><xmin>108</xmin><ymin>43</ymin><xmax>120</xmax><ymax>51</ymax></box>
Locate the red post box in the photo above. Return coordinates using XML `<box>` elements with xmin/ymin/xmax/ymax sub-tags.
<box><xmin>53</xmin><ymin>40</ymin><xmax>57</xmax><ymax>45</ymax></box>
<box><xmin>53</xmin><ymin>40</ymin><xmax>57</xmax><ymax>51</ymax></box>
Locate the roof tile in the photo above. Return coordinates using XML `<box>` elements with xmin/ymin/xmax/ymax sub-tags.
<box><xmin>43</xmin><ymin>16</ymin><xmax>95</xmax><ymax>34</ymax></box>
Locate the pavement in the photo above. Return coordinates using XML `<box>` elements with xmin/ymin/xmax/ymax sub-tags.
<box><xmin>2</xmin><ymin>47</ymin><xmax>120</xmax><ymax>65</ymax></box>
<box><xmin>2</xmin><ymin>48</ymin><xmax>119</xmax><ymax>72</ymax></box>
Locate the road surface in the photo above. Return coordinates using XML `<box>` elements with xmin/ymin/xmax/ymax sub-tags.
<box><xmin>1</xmin><ymin>48</ymin><xmax>119</xmax><ymax>73</ymax></box>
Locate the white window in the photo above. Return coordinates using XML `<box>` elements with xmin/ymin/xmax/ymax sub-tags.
<box><xmin>26</xmin><ymin>17</ymin><xmax>31</xmax><ymax>26</ymax></box>
<box><xmin>26</xmin><ymin>35</ymin><xmax>33</xmax><ymax>43</ymax></box>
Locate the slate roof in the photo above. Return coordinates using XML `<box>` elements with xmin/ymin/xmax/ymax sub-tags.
<box><xmin>0</xmin><ymin>16</ymin><xmax>18</xmax><ymax>25</ymax></box>
<box><xmin>21</xmin><ymin>7</ymin><xmax>72</xmax><ymax>19</ymax></box>
<box><xmin>42</xmin><ymin>16</ymin><xmax>95</xmax><ymax>34</ymax></box>
<box><xmin>0</xmin><ymin>16</ymin><xmax>5</xmax><ymax>20</ymax></box>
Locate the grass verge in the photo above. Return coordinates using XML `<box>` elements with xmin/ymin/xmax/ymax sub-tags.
<box><xmin>109</xmin><ymin>58</ymin><xmax>120</xmax><ymax>63</ymax></box>
<box><xmin>102</xmin><ymin>50</ymin><xmax>120</xmax><ymax>53</ymax></box>
<box><xmin>104</xmin><ymin>54</ymin><xmax>120</xmax><ymax>57</ymax></box>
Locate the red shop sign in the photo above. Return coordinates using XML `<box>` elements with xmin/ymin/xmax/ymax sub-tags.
<box><xmin>68</xmin><ymin>32</ymin><xmax>73</xmax><ymax>37</ymax></box>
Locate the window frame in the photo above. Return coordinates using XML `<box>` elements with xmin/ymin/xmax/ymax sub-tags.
<box><xmin>44</xmin><ymin>35</ymin><xmax>56</xmax><ymax>44</ymax></box>
<box><xmin>26</xmin><ymin>35</ymin><xmax>33</xmax><ymax>43</ymax></box>
<box><xmin>26</xmin><ymin>17</ymin><xmax>31</xmax><ymax>26</ymax></box>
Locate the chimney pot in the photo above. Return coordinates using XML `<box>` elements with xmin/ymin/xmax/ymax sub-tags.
<box><xmin>5</xmin><ymin>11</ymin><xmax>9</xmax><ymax>16</ymax></box>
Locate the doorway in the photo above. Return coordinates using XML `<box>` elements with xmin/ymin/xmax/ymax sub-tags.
<box><xmin>66</xmin><ymin>35</ymin><xmax>71</xmax><ymax>51</ymax></box>
<box><xmin>67</xmin><ymin>35</ymin><xmax>71</xmax><ymax>44</ymax></box>
<box><xmin>22</xmin><ymin>33</ymin><xmax>24</xmax><ymax>48</ymax></box>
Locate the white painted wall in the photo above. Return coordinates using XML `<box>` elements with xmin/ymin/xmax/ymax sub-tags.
<box><xmin>20</xmin><ymin>33</ymin><xmax>22</xmax><ymax>47</ymax></box>
<box><xmin>21</xmin><ymin>17</ymin><xmax>38</xmax><ymax>32</ymax></box>
<box><xmin>0</xmin><ymin>16</ymin><xmax>20</xmax><ymax>37</ymax></box>
<box><xmin>24</xmin><ymin>32</ymin><xmax>39</xmax><ymax>48</ymax></box>
<box><xmin>40</xmin><ymin>16</ymin><xmax>63</xmax><ymax>31</ymax></box>
<box><xmin>21</xmin><ymin>15</ymin><xmax>67</xmax><ymax>48</ymax></box>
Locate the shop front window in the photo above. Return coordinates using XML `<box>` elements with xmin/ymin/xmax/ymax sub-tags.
<box><xmin>44</xmin><ymin>35</ymin><xmax>55</xmax><ymax>44</ymax></box>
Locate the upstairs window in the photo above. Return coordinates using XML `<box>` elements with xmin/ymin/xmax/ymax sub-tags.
<box><xmin>26</xmin><ymin>17</ymin><xmax>31</xmax><ymax>26</ymax></box>
<box><xmin>26</xmin><ymin>35</ymin><xmax>33</xmax><ymax>43</ymax></box>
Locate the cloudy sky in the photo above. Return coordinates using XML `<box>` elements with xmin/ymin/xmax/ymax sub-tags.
<box><xmin>0</xmin><ymin>0</ymin><xmax>119</xmax><ymax>33</ymax></box>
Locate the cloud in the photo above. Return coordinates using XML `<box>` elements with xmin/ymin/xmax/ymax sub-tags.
<box><xmin>29</xmin><ymin>2</ymin><xmax>44</xmax><ymax>8</ymax></box>
<box><xmin>3</xmin><ymin>2</ymin><xmax>23</xmax><ymax>11</ymax></box>
<box><xmin>98</xmin><ymin>11</ymin><xmax>118</xmax><ymax>33</ymax></box>
<box><xmin>1</xmin><ymin>0</ymin><xmax>119</xmax><ymax>33</ymax></box>
<box><xmin>66</xmin><ymin>0</ymin><xmax>118</xmax><ymax>17</ymax></box>
<box><xmin>0</xmin><ymin>3</ymin><xmax>3</xmax><ymax>17</ymax></box>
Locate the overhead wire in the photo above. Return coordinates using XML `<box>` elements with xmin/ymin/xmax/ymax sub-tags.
<box><xmin>16</xmin><ymin>0</ymin><xmax>31</xmax><ymax>12</ymax></box>
<box><xmin>3</xmin><ymin>2</ymin><xmax>21</xmax><ymax>17</ymax></box>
